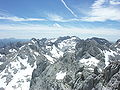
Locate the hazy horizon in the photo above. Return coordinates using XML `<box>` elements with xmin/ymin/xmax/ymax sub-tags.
<box><xmin>0</xmin><ymin>0</ymin><xmax>120</xmax><ymax>41</ymax></box>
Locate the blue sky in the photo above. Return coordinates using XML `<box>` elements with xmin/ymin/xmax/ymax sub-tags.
<box><xmin>0</xmin><ymin>0</ymin><xmax>120</xmax><ymax>41</ymax></box>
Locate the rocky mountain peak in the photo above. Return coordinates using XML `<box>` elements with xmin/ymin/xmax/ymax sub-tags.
<box><xmin>90</xmin><ymin>37</ymin><xmax>112</xmax><ymax>47</ymax></box>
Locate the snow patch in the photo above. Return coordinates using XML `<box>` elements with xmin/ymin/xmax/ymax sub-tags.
<box><xmin>0</xmin><ymin>55</ymin><xmax>36</xmax><ymax>90</ymax></box>
<box><xmin>5</xmin><ymin>56</ymin><xmax>36</xmax><ymax>90</ymax></box>
<box><xmin>34</xmin><ymin>52</ymin><xmax>39</xmax><ymax>56</ymax></box>
<box><xmin>0</xmin><ymin>54</ymin><xmax>4</xmax><ymax>58</ymax></box>
<box><xmin>29</xmin><ymin>48</ymin><xmax>33</xmax><ymax>53</ymax></box>
<box><xmin>5</xmin><ymin>66</ymin><xmax>35</xmax><ymax>90</ymax></box>
<box><xmin>58</xmin><ymin>37</ymin><xmax>77</xmax><ymax>52</ymax></box>
<box><xmin>77</xmin><ymin>72</ymin><xmax>82</xmax><ymax>75</ymax></box>
<box><xmin>31</xmin><ymin>40</ymin><xmax>37</xmax><ymax>44</ymax></box>
<box><xmin>117</xmin><ymin>48</ymin><xmax>120</xmax><ymax>52</ymax></box>
<box><xmin>9</xmin><ymin>49</ymin><xmax>17</xmax><ymax>53</ymax></box>
<box><xmin>80</xmin><ymin>57</ymin><xmax>99</xmax><ymax>67</ymax></box>
<box><xmin>0</xmin><ymin>62</ymin><xmax>3</xmax><ymax>65</ymax></box>
<box><xmin>28</xmin><ymin>43</ymin><xmax>32</xmax><ymax>45</ymax></box>
<box><xmin>44</xmin><ymin>55</ymin><xmax>54</xmax><ymax>64</ymax></box>
<box><xmin>48</xmin><ymin>38</ymin><xmax>57</xmax><ymax>43</ymax></box>
<box><xmin>103</xmin><ymin>50</ymin><xmax>117</xmax><ymax>67</ymax></box>
<box><xmin>19</xmin><ymin>45</ymin><xmax>25</xmax><ymax>50</ymax></box>
<box><xmin>50</xmin><ymin>45</ymin><xmax>63</xmax><ymax>58</ymax></box>
<box><xmin>56</xmin><ymin>71</ymin><xmax>66</xmax><ymax>80</ymax></box>
<box><xmin>32</xmin><ymin>55</ymin><xmax>36</xmax><ymax>59</ymax></box>
<box><xmin>0</xmin><ymin>77</ymin><xmax>6</xmax><ymax>89</ymax></box>
<box><xmin>88</xmin><ymin>68</ymin><xmax>94</xmax><ymax>71</ymax></box>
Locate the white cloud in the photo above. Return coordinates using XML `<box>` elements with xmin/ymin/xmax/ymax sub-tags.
<box><xmin>0</xmin><ymin>13</ymin><xmax>79</xmax><ymax>22</ymax></box>
<box><xmin>0</xmin><ymin>16</ymin><xmax>46</xmax><ymax>21</ymax></box>
<box><xmin>0</xmin><ymin>23</ymin><xmax>119</xmax><ymax>41</ymax></box>
<box><xmin>92</xmin><ymin>0</ymin><xmax>106</xmax><ymax>8</ymax></box>
<box><xmin>110</xmin><ymin>0</ymin><xmax>120</xmax><ymax>5</ymax></box>
<box><xmin>82</xmin><ymin>0</ymin><xmax>120</xmax><ymax>22</ymax></box>
<box><xmin>52</xmin><ymin>23</ymin><xmax>62</xmax><ymax>28</ymax></box>
<box><xmin>82</xmin><ymin>7</ymin><xmax>120</xmax><ymax>22</ymax></box>
<box><xmin>0</xmin><ymin>24</ymin><xmax>119</xmax><ymax>36</ymax></box>
<box><xmin>0</xmin><ymin>10</ymin><xmax>79</xmax><ymax>22</ymax></box>
<box><xmin>47</xmin><ymin>13</ymin><xmax>64</xmax><ymax>22</ymax></box>
<box><xmin>0</xmin><ymin>10</ymin><xmax>47</xmax><ymax>22</ymax></box>
<box><xmin>60</xmin><ymin>0</ymin><xmax>77</xmax><ymax>17</ymax></box>
<box><xmin>47</xmin><ymin>13</ymin><xmax>79</xmax><ymax>22</ymax></box>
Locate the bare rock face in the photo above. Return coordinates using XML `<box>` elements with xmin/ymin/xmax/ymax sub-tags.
<box><xmin>29</xmin><ymin>37</ymin><xmax>120</xmax><ymax>90</ymax></box>
<box><xmin>29</xmin><ymin>56</ymin><xmax>120</xmax><ymax>90</ymax></box>
<box><xmin>102</xmin><ymin>61</ymin><xmax>120</xmax><ymax>90</ymax></box>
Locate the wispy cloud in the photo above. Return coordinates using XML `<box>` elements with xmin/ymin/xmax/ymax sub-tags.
<box><xmin>47</xmin><ymin>13</ymin><xmax>64</xmax><ymax>22</ymax></box>
<box><xmin>60</xmin><ymin>0</ymin><xmax>77</xmax><ymax>17</ymax></box>
<box><xmin>0</xmin><ymin>10</ymin><xmax>47</xmax><ymax>21</ymax></box>
<box><xmin>0</xmin><ymin>10</ymin><xmax>79</xmax><ymax>22</ymax></box>
<box><xmin>110</xmin><ymin>0</ymin><xmax>120</xmax><ymax>5</ymax></box>
<box><xmin>92</xmin><ymin>0</ymin><xmax>105</xmax><ymax>8</ymax></box>
<box><xmin>0</xmin><ymin>16</ymin><xmax>47</xmax><ymax>21</ymax></box>
<box><xmin>52</xmin><ymin>23</ymin><xmax>62</xmax><ymax>28</ymax></box>
<box><xmin>47</xmin><ymin>13</ymin><xmax>79</xmax><ymax>22</ymax></box>
<box><xmin>81</xmin><ymin>0</ymin><xmax>120</xmax><ymax>22</ymax></box>
<box><xmin>0</xmin><ymin>23</ymin><xmax>119</xmax><ymax>36</ymax></box>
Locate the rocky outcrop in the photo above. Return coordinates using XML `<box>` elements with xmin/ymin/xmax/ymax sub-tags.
<box><xmin>29</xmin><ymin>37</ymin><xmax>120</xmax><ymax>90</ymax></box>
<box><xmin>30</xmin><ymin>54</ymin><xmax>120</xmax><ymax>90</ymax></box>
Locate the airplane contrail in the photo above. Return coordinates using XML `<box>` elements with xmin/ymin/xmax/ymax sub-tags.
<box><xmin>61</xmin><ymin>0</ymin><xmax>77</xmax><ymax>17</ymax></box>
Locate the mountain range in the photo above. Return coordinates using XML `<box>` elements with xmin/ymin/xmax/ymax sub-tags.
<box><xmin>0</xmin><ymin>36</ymin><xmax>120</xmax><ymax>90</ymax></box>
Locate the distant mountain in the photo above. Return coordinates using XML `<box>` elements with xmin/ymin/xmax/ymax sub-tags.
<box><xmin>0</xmin><ymin>38</ymin><xmax>29</xmax><ymax>48</ymax></box>
<box><xmin>0</xmin><ymin>36</ymin><xmax>120</xmax><ymax>90</ymax></box>
<box><xmin>0</xmin><ymin>38</ymin><xmax>28</xmax><ymax>56</ymax></box>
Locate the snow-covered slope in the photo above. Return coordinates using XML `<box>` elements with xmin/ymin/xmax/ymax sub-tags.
<box><xmin>57</xmin><ymin>36</ymin><xmax>78</xmax><ymax>52</ymax></box>
<box><xmin>0</xmin><ymin>45</ymin><xmax>37</xmax><ymax>90</ymax></box>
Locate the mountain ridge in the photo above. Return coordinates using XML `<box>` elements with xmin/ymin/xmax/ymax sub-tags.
<box><xmin>0</xmin><ymin>36</ymin><xmax>120</xmax><ymax>90</ymax></box>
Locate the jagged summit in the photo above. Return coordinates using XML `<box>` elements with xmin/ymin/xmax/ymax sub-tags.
<box><xmin>0</xmin><ymin>36</ymin><xmax>120</xmax><ymax>90</ymax></box>
<box><xmin>115</xmin><ymin>39</ymin><xmax>120</xmax><ymax>48</ymax></box>
<box><xmin>89</xmin><ymin>37</ymin><xmax>112</xmax><ymax>47</ymax></box>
